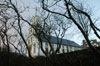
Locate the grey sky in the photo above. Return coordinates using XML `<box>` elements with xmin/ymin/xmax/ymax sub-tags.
<box><xmin>64</xmin><ymin>0</ymin><xmax>100</xmax><ymax>45</ymax></box>
<box><xmin>20</xmin><ymin>0</ymin><xmax>100</xmax><ymax>45</ymax></box>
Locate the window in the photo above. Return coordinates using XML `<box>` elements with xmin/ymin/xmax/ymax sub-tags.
<box><xmin>0</xmin><ymin>37</ymin><xmax>1</xmax><ymax>45</ymax></box>
<box><xmin>31</xmin><ymin>37</ymin><xmax>32</xmax><ymax>42</ymax></box>
<box><xmin>58</xmin><ymin>49</ymin><xmax>60</xmax><ymax>53</ymax></box>
<box><xmin>66</xmin><ymin>46</ymin><xmax>69</xmax><ymax>52</ymax></box>
<box><xmin>28</xmin><ymin>39</ymin><xmax>30</xmax><ymax>44</ymax></box>
<box><xmin>45</xmin><ymin>43</ymin><xmax>48</xmax><ymax>48</ymax></box>
<box><xmin>45</xmin><ymin>43</ymin><xmax>48</xmax><ymax>54</ymax></box>
<box><xmin>46</xmin><ymin>48</ymin><xmax>48</xmax><ymax>54</ymax></box>
<box><xmin>29</xmin><ymin>45</ymin><xmax>32</xmax><ymax>54</ymax></box>
<box><xmin>62</xmin><ymin>45</ymin><xmax>65</xmax><ymax>53</ymax></box>
<box><xmin>30</xmin><ymin>28</ymin><xmax>32</xmax><ymax>32</ymax></box>
<box><xmin>70</xmin><ymin>46</ymin><xmax>72</xmax><ymax>51</ymax></box>
<box><xmin>34</xmin><ymin>43</ymin><xmax>36</xmax><ymax>53</ymax></box>
<box><xmin>51</xmin><ymin>44</ymin><xmax>54</xmax><ymax>49</ymax></box>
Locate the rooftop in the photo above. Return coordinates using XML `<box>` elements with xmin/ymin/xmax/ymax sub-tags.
<box><xmin>41</xmin><ymin>36</ymin><xmax>81</xmax><ymax>48</ymax></box>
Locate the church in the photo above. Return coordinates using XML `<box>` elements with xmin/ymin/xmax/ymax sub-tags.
<box><xmin>25</xmin><ymin>16</ymin><xmax>82</xmax><ymax>57</ymax></box>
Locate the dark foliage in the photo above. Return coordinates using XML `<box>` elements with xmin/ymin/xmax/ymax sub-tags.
<box><xmin>0</xmin><ymin>48</ymin><xmax>34</xmax><ymax>66</ymax></box>
<box><xmin>0</xmin><ymin>47</ymin><xmax>100</xmax><ymax>66</ymax></box>
<box><xmin>34</xmin><ymin>47</ymin><xmax>100</xmax><ymax>66</ymax></box>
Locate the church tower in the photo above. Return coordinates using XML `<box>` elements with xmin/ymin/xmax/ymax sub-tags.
<box><xmin>29</xmin><ymin>16</ymin><xmax>41</xmax><ymax>35</ymax></box>
<box><xmin>25</xmin><ymin>15</ymin><xmax>42</xmax><ymax>57</ymax></box>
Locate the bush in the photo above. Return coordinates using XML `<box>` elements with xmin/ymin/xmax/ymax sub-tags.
<box><xmin>0</xmin><ymin>47</ymin><xmax>34</xmax><ymax>66</ymax></box>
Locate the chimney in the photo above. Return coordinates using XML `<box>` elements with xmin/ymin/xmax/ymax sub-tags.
<box><xmin>83</xmin><ymin>40</ymin><xmax>87</xmax><ymax>49</ymax></box>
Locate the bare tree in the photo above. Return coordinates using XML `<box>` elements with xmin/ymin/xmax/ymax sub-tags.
<box><xmin>41</xmin><ymin>0</ymin><xmax>100</xmax><ymax>54</ymax></box>
<box><xmin>0</xmin><ymin>0</ymin><xmax>32</xmax><ymax>58</ymax></box>
<box><xmin>31</xmin><ymin>12</ymin><xmax>72</xmax><ymax>56</ymax></box>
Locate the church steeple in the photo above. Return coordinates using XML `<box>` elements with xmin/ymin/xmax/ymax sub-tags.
<box><xmin>28</xmin><ymin>12</ymin><xmax>42</xmax><ymax>38</ymax></box>
<box><xmin>35</xmin><ymin>7</ymin><xmax>38</xmax><ymax>16</ymax></box>
<box><xmin>33</xmin><ymin>7</ymin><xmax>39</xmax><ymax>16</ymax></box>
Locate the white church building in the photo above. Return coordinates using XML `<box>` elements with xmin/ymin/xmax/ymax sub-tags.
<box><xmin>25</xmin><ymin>16</ymin><xmax>82</xmax><ymax>57</ymax></box>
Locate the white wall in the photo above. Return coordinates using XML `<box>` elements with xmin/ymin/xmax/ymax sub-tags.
<box><xmin>25</xmin><ymin>39</ymin><xmax>82</xmax><ymax>57</ymax></box>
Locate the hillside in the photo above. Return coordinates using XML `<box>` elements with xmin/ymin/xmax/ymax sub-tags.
<box><xmin>34</xmin><ymin>47</ymin><xmax>100</xmax><ymax>66</ymax></box>
<box><xmin>0</xmin><ymin>47</ymin><xmax>100</xmax><ymax>66</ymax></box>
<box><xmin>0</xmin><ymin>51</ymin><xmax>34</xmax><ymax>66</ymax></box>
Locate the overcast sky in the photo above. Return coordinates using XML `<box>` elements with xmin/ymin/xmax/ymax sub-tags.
<box><xmin>20</xmin><ymin>0</ymin><xmax>100</xmax><ymax>45</ymax></box>
<box><xmin>73</xmin><ymin>0</ymin><xmax>100</xmax><ymax>45</ymax></box>
<box><xmin>64</xmin><ymin>0</ymin><xmax>100</xmax><ymax>45</ymax></box>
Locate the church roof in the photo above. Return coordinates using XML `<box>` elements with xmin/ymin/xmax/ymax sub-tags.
<box><xmin>41</xmin><ymin>36</ymin><xmax>81</xmax><ymax>48</ymax></box>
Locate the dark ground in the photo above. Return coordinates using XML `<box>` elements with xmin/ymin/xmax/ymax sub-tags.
<box><xmin>0</xmin><ymin>47</ymin><xmax>100</xmax><ymax>66</ymax></box>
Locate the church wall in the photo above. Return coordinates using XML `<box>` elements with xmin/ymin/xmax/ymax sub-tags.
<box><xmin>25</xmin><ymin>16</ymin><xmax>82</xmax><ymax>57</ymax></box>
